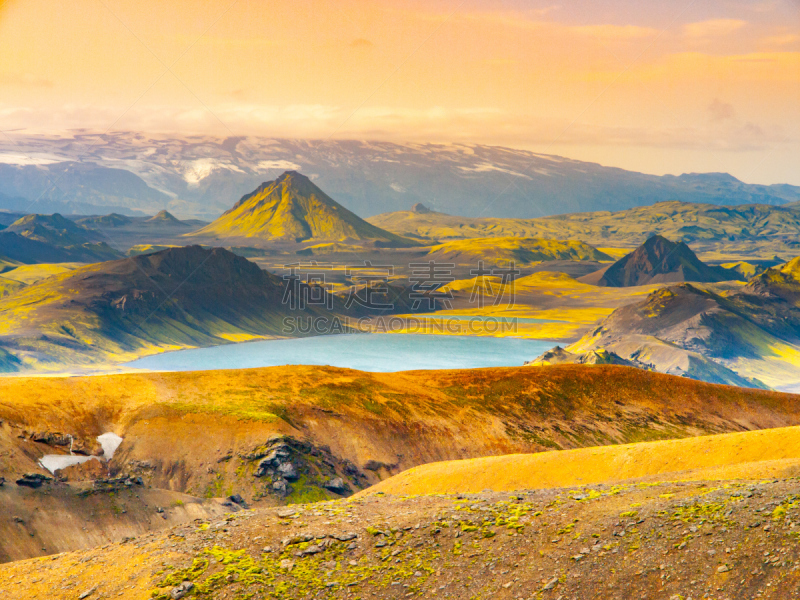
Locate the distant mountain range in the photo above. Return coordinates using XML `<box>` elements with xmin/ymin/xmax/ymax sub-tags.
<box><xmin>1</xmin><ymin>133</ymin><xmax>798</xmax><ymax>220</ymax></box>
<box><xmin>189</xmin><ymin>171</ymin><xmax>413</xmax><ymax>246</ymax></box>
<box><xmin>0</xmin><ymin>161</ymin><xmax>167</xmax><ymax>216</ymax></box>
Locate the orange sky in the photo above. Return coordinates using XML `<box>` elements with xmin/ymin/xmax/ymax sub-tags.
<box><xmin>1</xmin><ymin>0</ymin><xmax>799</xmax><ymax>184</ymax></box>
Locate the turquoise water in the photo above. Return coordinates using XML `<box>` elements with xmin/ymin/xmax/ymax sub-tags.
<box><xmin>124</xmin><ymin>333</ymin><xmax>558</xmax><ymax>373</ymax></box>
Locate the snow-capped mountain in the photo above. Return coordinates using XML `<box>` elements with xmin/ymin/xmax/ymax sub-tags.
<box><xmin>1</xmin><ymin>132</ymin><xmax>798</xmax><ymax>220</ymax></box>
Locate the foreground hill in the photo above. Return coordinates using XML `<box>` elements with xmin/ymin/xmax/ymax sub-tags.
<box><xmin>2</xmin><ymin>364</ymin><xmax>799</xmax><ymax>510</ymax></box>
<box><xmin>189</xmin><ymin>171</ymin><xmax>413</xmax><ymax>245</ymax></box>
<box><xmin>369</xmin><ymin>200</ymin><xmax>800</xmax><ymax>257</ymax></box>
<box><xmin>0</xmin><ymin>245</ymin><xmax>331</xmax><ymax>371</ymax></box>
<box><xmin>0</xmin><ymin>482</ymin><xmax>232</xmax><ymax>563</ymax></box>
<box><xmin>581</xmin><ymin>235</ymin><xmax>735</xmax><ymax>286</ymax></box>
<box><xmin>4</xmin><ymin>470</ymin><xmax>800</xmax><ymax>598</ymax></box>
<box><xmin>566</xmin><ymin>258</ymin><xmax>800</xmax><ymax>389</ymax></box>
<box><xmin>366</xmin><ymin>424</ymin><xmax>800</xmax><ymax>496</ymax></box>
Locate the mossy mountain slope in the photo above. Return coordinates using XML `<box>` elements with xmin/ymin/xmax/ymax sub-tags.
<box><xmin>0</xmin><ymin>245</ymin><xmax>332</xmax><ymax>371</ymax></box>
<box><xmin>368</xmin><ymin>200</ymin><xmax>800</xmax><ymax>258</ymax></box>
<box><xmin>189</xmin><ymin>171</ymin><xmax>413</xmax><ymax>245</ymax></box>
<box><xmin>569</xmin><ymin>259</ymin><xmax>800</xmax><ymax>388</ymax></box>
<box><xmin>425</xmin><ymin>236</ymin><xmax>611</xmax><ymax>265</ymax></box>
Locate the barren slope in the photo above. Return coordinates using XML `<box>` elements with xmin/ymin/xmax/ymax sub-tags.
<box><xmin>3</xmin><ymin>365</ymin><xmax>800</xmax><ymax>509</ymax></box>
<box><xmin>4</xmin><ymin>476</ymin><xmax>800</xmax><ymax>599</ymax></box>
<box><xmin>364</xmin><ymin>425</ymin><xmax>800</xmax><ymax>496</ymax></box>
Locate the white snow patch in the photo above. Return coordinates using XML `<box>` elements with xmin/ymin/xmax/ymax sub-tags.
<box><xmin>97</xmin><ymin>432</ymin><xmax>123</xmax><ymax>459</ymax></box>
<box><xmin>39</xmin><ymin>454</ymin><xmax>94</xmax><ymax>473</ymax></box>
<box><xmin>256</xmin><ymin>160</ymin><xmax>301</xmax><ymax>171</ymax></box>
<box><xmin>0</xmin><ymin>153</ymin><xmax>62</xmax><ymax>165</ymax></box>
<box><xmin>38</xmin><ymin>432</ymin><xmax>124</xmax><ymax>475</ymax></box>
<box><xmin>458</xmin><ymin>163</ymin><xmax>533</xmax><ymax>179</ymax></box>
<box><xmin>183</xmin><ymin>159</ymin><xmax>244</xmax><ymax>185</ymax></box>
<box><xmin>183</xmin><ymin>159</ymin><xmax>219</xmax><ymax>184</ymax></box>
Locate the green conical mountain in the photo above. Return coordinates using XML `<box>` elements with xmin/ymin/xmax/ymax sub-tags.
<box><xmin>188</xmin><ymin>171</ymin><xmax>414</xmax><ymax>245</ymax></box>
<box><xmin>146</xmin><ymin>210</ymin><xmax>182</xmax><ymax>225</ymax></box>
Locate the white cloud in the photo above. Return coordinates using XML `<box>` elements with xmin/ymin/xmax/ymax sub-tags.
<box><xmin>0</xmin><ymin>102</ymin><xmax>791</xmax><ymax>155</ymax></box>
<box><xmin>683</xmin><ymin>19</ymin><xmax>747</xmax><ymax>39</ymax></box>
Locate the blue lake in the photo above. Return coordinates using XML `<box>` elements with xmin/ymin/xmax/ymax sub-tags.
<box><xmin>124</xmin><ymin>333</ymin><xmax>558</xmax><ymax>373</ymax></box>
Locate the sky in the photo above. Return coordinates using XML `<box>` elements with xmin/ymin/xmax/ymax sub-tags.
<box><xmin>1</xmin><ymin>0</ymin><xmax>799</xmax><ymax>184</ymax></box>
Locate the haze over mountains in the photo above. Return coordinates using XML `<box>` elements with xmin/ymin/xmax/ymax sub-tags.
<box><xmin>2</xmin><ymin>133</ymin><xmax>799</xmax><ymax>220</ymax></box>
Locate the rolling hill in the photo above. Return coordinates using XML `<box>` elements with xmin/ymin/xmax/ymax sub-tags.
<box><xmin>580</xmin><ymin>235</ymin><xmax>736</xmax><ymax>286</ymax></box>
<box><xmin>188</xmin><ymin>171</ymin><xmax>415</xmax><ymax>245</ymax></box>
<box><xmin>5</xmin><ymin>213</ymin><xmax>106</xmax><ymax>245</ymax></box>
<box><xmin>364</xmin><ymin>424</ymin><xmax>800</xmax><ymax>496</ymax></box>
<box><xmin>1</xmin><ymin>213</ymin><xmax>122</xmax><ymax>262</ymax></box>
<box><xmin>425</xmin><ymin>237</ymin><xmax>611</xmax><ymax>265</ymax></box>
<box><xmin>75</xmin><ymin>213</ymin><xmax>134</xmax><ymax>228</ymax></box>
<box><xmin>0</xmin><ymin>245</ymin><xmax>335</xmax><ymax>371</ymax></box>
<box><xmin>0</xmin><ymin>230</ymin><xmax>119</xmax><ymax>264</ymax></box>
<box><xmin>72</xmin><ymin>212</ymin><xmax>210</xmax><ymax>254</ymax></box>
<box><xmin>1</xmin><ymin>364</ymin><xmax>799</xmax><ymax>509</ymax></box>
<box><xmin>368</xmin><ymin>200</ymin><xmax>800</xmax><ymax>258</ymax></box>
<box><xmin>0</xmin><ymin>365</ymin><xmax>800</xmax><ymax>520</ymax></box>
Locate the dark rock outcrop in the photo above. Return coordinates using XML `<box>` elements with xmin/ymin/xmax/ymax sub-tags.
<box><xmin>581</xmin><ymin>235</ymin><xmax>735</xmax><ymax>287</ymax></box>
<box><xmin>323</xmin><ymin>477</ymin><xmax>351</xmax><ymax>495</ymax></box>
<box><xmin>243</xmin><ymin>435</ymin><xmax>367</xmax><ymax>501</ymax></box>
<box><xmin>411</xmin><ymin>203</ymin><xmax>431</xmax><ymax>214</ymax></box>
<box><xmin>16</xmin><ymin>473</ymin><xmax>52</xmax><ymax>488</ymax></box>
